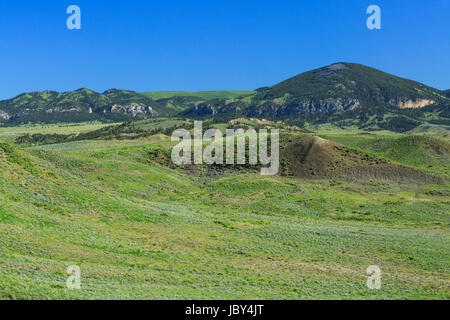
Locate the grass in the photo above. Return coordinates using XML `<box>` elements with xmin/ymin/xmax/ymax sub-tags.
<box><xmin>0</xmin><ymin>122</ymin><xmax>111</xmax><ymax>144</ymax></box>
<box><xmin>317</xmin><ymin>131</ymin><xmax>450</xmax><ymax>178</ymax></box>
<box><xmin>141</xmin><ymin>91</ymin><xmax>255</xmax><ymax>100</ymax></box>
<box><xmin>0</xmin><ymin>123</ymin><xmax>449</xmax><ymax>299</ymax></box>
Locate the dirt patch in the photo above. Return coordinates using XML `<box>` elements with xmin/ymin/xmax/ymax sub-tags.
<box><xmin>280</xmin><ymin>135</ymin><xmax>441</xmax><ymax>184</ymax></box>
<box><xmin>147</xmin><ymin>134</ymin><xmax>168</xmax><ymax>141</ymax></box>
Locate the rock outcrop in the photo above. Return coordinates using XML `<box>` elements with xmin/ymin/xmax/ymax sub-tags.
<box><xmin>0</xmin><ymin>110</ymin><xmax>10</xmax><ymax>120</ymax></box>
<box><xmin>108</xmin><ymin>103</ymin><xmax>158</xmax><ymax>118</ymax></box>
<box><xmin>289</xmin><ymin>98</ymin><xmax>360</xmax><ymax>115</ymax></box>
<box><xmin>45</xmin><ymin>106</ymin><xmax>83</xmax><ymax>113</ymax></box>
<box><xmin>389</xmin><ymin>98</ymin><xmax>435</xmax><ymax>109</ymax></box>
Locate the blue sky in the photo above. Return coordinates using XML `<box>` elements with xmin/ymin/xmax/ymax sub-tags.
<box><xmin>0</xmin><ymin>0</ymin><xmax>449</xmax><ymax>99</ymax></box>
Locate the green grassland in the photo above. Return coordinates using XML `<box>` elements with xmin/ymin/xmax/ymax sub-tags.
<box><xmin>141</xmin><ymin>91</ymin><xmax>255</xmax><ymax>100</ymax></box>
<box><xmin>318</xmin><ymin>132</ymin><xmax>450</xmax><ymax>178</ymax></box>
<box><xmin>0</xmin><ymin>122</ymin><xmax>111</xmax><ymax>144</ymax></box>
<box><xmin>0</xmin><ymin>120</ymin><xmax>449</xmax><ymax>299</ymax></box>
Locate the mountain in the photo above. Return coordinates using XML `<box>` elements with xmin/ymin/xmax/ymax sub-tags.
<box><xmin>0</xmin><ymin>88</ymin><xmax>154</xmax><ymax>124</ymax></box>
<box><xmin>0</xmin><ymin>88</ymin><xmax>253</xmax><ymax>125</ymax></box>
<box><xmin>182</xmin><ymin>63</ymin><xmax>450</xmax><ymax>131</ymax></box>
<box><xmin>0</xmin><ymin>88</ymin><xmax>199</xmax><ymax>125</ymax></box>
<box><xmin>1</xmin><ymin>63</ymin><xmax>449</xmax><ymax>131</ymax></box>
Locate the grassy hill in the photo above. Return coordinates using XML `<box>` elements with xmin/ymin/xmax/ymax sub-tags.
<box><xmin>266</xmin><ymin>63</ymin><xmax>442</xmax><ymax>101</ymax></box>
<box><xmin>141</xmin><ymin>91</ymin><xmax>254</xmax><ymax>100</ymax></box>
<box><xmin>0</xmin><ymin>89</ymin><xmax>198</xmax><ymax>125</ymax></box>
<box><xmin>279</xmin><ymin>134</ymin><xmax>444</xmax><ymax>184</ymax></box>
<box><xmin>182</xmin><ymin>63</ymin><xmax>450</xmax><ymax>132</ymax></box>
<box><xmin>0</xmin><ymin>89</ymin><xmax>254</xmax><ymax>125</ymax></box>
<box><xmin>0</xmin><ymin>121</ymin><xmax>449</xmax><ymax>299</ymax></box>
<box><xmin>409</xmin><ymin>123</ymin><xmax>449</xmax><ymax>139</ymax></box>
<box><xmin>318</xmin><ymin>132</ymin><xmax>450</xmax><ymax>178</ymax></box>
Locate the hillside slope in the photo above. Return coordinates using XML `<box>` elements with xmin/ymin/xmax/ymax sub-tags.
<box><xmin>318</xmin><ymin>133</ymin><xmax>450</xmax><ymax>178</ymax></box>
<box><xmin>0</xmin><ymin>89</ymin><xmax>199</xmax><ymax>125</ymax></box>
<box><xmin>280</xmin><ymin>134</ymin><xmax>444</xmax><ymax>184</ymax></box>
<box><xmin>141</xmin><ymin>91</ymin><xmax>254</xmax><ymax>100</ymax></box>
<box><xmin>0</xmin><ymin>132</ymin><xmax>449</xmax><ymax>299</ymax></box>
<box><xmin>443</xmin><ymin>90</ymin><xmax>450</xmax><ymax>100</ymax></box>
<box><xmin>182</xmin><ymin>63</ymin><xmax>450</xmax><ymax>132</ymax></box>
<box><xmin>0</xmin><ymin>90</ymin><xmax>253</xmax><ymax>125</ymax></box>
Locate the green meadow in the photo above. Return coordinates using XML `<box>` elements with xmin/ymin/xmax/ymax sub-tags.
<box><xmin>0</xmin><ymin>121</ymin><xmax>449</xmax><ymax>299</ymax></box>
<box><xmin>141</xmin><ymin>91</ymin><xmax>255</xmax><ymax>100</ymax></box>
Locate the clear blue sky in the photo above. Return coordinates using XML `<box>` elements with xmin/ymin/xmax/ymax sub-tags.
<box><xmin>0</xmin><ymin>0</ymin><xmax>449</xmax><ymax>99</ymax></box>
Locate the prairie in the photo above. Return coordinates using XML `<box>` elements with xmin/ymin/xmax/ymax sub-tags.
<box><xmin>0</xmin><ymin>121</ymin><xmax>448</xmax><ymax>299</ymax></box>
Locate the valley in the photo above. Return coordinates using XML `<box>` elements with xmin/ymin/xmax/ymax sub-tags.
<box><xmin>0</xmin><ymin>118</ymin><xmax>448</xmax><ymax>299</ymax></box>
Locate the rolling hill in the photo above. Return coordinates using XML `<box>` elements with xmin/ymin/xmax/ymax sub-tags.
<box><xmin>0</xmin><ymin>89</ymin><xmax>253</xmax><ymax>125</ymax></box>
<box><xmin>0</xmin><ymin>88</ymin><xmax>165</xmax><ymax>124</ymax></box>
<box><xmin>1</xmin><ymin>122</ymin><xmax>449</xmax><ymax>299</ymax></box>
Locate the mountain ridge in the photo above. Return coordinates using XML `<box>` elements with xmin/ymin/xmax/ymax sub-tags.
<box><xmin>181</xmin><ymin>63</ymin><xmax>450</xmax><ymax>132</ymax></box>
<box><xmin>1</xmin><ymin>62</ymin><xmax>449</xmax><ymax>132</ymax></box>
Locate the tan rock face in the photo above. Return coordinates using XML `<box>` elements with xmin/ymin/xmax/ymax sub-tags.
<box><xmin>393</xmin><ymin>98</ymin><xmax>435</xmax><ymax>109</ymax></box>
